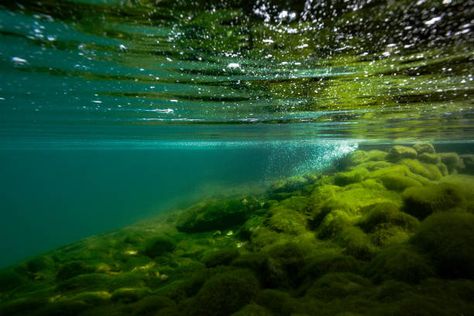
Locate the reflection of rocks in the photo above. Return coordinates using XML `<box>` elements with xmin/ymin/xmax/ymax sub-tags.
<box><xmin>1</xmin><ymin>144</ymin><xmax>474</xmax><ymax>316</ymax></box>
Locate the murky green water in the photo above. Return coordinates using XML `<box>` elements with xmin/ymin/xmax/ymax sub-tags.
<box><xmin>0</xmin><ymin>0</ymin><xmax>473</xmax><ymax>315</ymax></box>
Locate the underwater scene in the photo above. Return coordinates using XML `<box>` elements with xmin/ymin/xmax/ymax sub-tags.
<box><xmin>0</xmin><ymin>0</ymin><xmax>474</xmax><ymax>315</ymax></box>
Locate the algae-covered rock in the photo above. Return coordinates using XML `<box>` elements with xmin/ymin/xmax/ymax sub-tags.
<box><xmin>131</xmin><ymin>295</ymin><xmax>176</xmax><ymax>315</ymax></box>
<box><xmin>111</xmin><ymin>287</ymin><xmax>150</xmax><ymax>303</ymax></box>
<box><xmin>299</xmin><ymin>254</ymin><xmax>362</xmax><ymax>285</ymax></box>
<box><xmin>0</xmin><ymin>269</ymin><xmax>25</xmax><ymax>292</ymax></box>
<box><xmin>305</xmin><ymin>272</ymin><xmax>372</xmax><ymax>300</ymax></box>
<box><xmin>370</xmin><ymin>225</ymin><xmax>411</xmax><ymax>247</ymax></box>
<box><xmin>56</xmin><ymin>261</ymin><xmax>95</xmax><ymax>281</ymax></box>
<box><xmin>399</xmin><ymin>159</ymin><xmax>442</xmax><ymax>180</ymax></box>
<box><xmin>231</xmin><ymin>303</ymin><xmax>273</xmax><ymax>316</ymax></box>
<box><xmin>202</xmin><ymin>248</ymin><xmax>240</xmax><ymax>268</ymax></box>
<box><xmin>359</xmin><ymin>202</ymin><xmax>419</xmax><ymax>233</ymax></box>
<box><xmin>187</xmin><ymin>269</ymin><xmax>259</xmax><ymax>316</ymax></box>
<box><xmin>418</xmin><ymin>153</ymin><xmax>440</xmax><ymax>164</ymax></box>
<box><xmin>411</xmin><ymin>212</ymin><xmax>474</xmax><ymax>279</ymax></box>
<box><xmin>256</xmin><ymin>289</ymin><xmax>299</xmax><ymax>316</ymax></box>
<box><xmin>413</xmin><ymin>143</ymin><xmax>435</xmax><ymax>155</ymax></box>
<box><xmin>337</xmin><ymin>226</ymin><xmax>376</xmax><ymax>260</ymax></box>
<box><xmin>142</xmin><ymin>235</ymin><xmax>176</xmax><ymax>258</ymax></box>
<box><xmin>387</xmin><ymin>146</ymin><xmax>417</xmax><ymax>162</ymax></box>
<box><xmin>176</xmin><ymin>196</ymin><xmax>260</xmax><ymax>233</ymax></box>
<box><xmin>334</xmin><ymin>167</ymin><xmax>369</xmax><ymax>186</ymax></box>
<box><xmin>367</xmin><ymin>245</ymin><xmax>434</xmax><ymax>284</ymax></box>
<box><xmin>268</xmin><ymin>206</ymin><xmax>307</xmax><ymax>235</ymax></box>
<box><xmin>338</xmin><ymin>150</ymin><xmax>387</xmax><ymax>168</ymax></box>
<box><xmin>439</xmin><ymin>152</ymin><xmax>464</xmax><ymax>173</ymax></box>
<box><xmin>461</xmin><ymin>154</ymin><xmax>474</xmax><ymax>174</ymax></box>
<box><xmin>402</xmin><ymin>183</ymin><xmax>465</xmax><ymax>219</ymax></box>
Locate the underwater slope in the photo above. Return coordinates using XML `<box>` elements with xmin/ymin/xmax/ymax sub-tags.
<box><xmin>1</xmin><ymin>144</ymin><xmax>474</xmax><ymax>315</ymax></box>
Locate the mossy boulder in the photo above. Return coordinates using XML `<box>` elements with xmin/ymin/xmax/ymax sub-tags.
<box><xmin>111</xmin><ymin>287</ymin><xmax>150</xmax><ymax>303</ymax></box>
<box><xmin>0</xmin><ymin>270</ymin><xmax>25</xmax><ymax>292</ymax></box>
<box><xmin>411</xmin><ymin>212</ymin><xmax>474</xmax><ymax>279</ymax></box>
<box><xmin>338</xmin><ymin>150</ymin><xmax>387</xmax><ymax>168</ymax></box>
<box><xmin>367</xmin><ymin>245</ymin><xmax>434</xmax><ymax>284</ymax></box>
<box><xmin>334</xmin><ymin>167</ymin><xmax>369</xmax><ymax>186</ymax></box>
<box><xmin>56</xmin><ymin>261</ymin><xmax>95</xmax><ymax>281</ymax></box>
<box><xmin>402</xmin><ymin>183</ymin><xmax>465</xmax><ymax>219</ymax></box>
<box><xmin>187</xmin><ymin>269</ymin><xmax>259</xmax><ymax>316</ymax></box>
<box><xmin>387</xmin><ymin>146</ymin><xmax>417</xmax><ymax>162</ymax></box>
<box><xmin>359</xmin><ymin>202</ymin><xmax>419</xmax><ymax>233</ymax></box>
<box><xmin>337</xmin><ymin>226</ymin><xmax>376</xmax><ymax>260</ymax></box>
<box><xmin>460</xmin><ymin>154</ymin><xmax>474</xmax><ymax>174</ymax></box>
<box><xmin>399</xmin><ymin>159</ymin><xmax>442</xmax><ymax>181</ymax></box>
<box><xmin>176</xmin><ymin>196</ymin><xmax>260</xmax><ymax>233</ymax></box>
<box><xmin>231</xmin><ymin>303</ymin><xmax>272</xmax><ymax>316</ymax></box>
<box><xmin>305</xmin><ymin>273</ymin><xmax>372</xmax><ymax>300</ymax></box>
<box><xmin>418</xmin><ymin>153</ymin><xmax>440</xmax><ymax>164</ymax></box>
<box><xmin>299</xmin><ymin>254</ymin><xmax>362</xmax><ymax>285</ymax></box>
<box><xmin>256</xmin><ymin>289</ymin><xmax>299</xmax><ymax>316</ymax></box>
<box><xmin>202</xmin><ymin>248</ymin><xmax>240</xmax><ymax>268</ymax></box>
<box><xmin>413</xmin><ymin>143</ymin><xmax>435</xmax><ymax>155</ymax></box>
<box><xmin>439</xmin><ymin>152</ymin><xmax>464</xmax><ymax>173</ymax></box>
<box><xmin>142</xmin><ymin>236</ymin><xmax>176</xmax><ymax>258</ymax></box>
<box><xmin>131</xmin><ymin>295</ymin><xmax>176</xmax><ymax>315</ymax></box>
<box><xmin>370</xmin><ymin>225</ymin><xmax>411</xmax><ymax>247</ymax></box>
<box><xmin>268</xmin><ymin>206</ymin><xmax>307</xmax><ymax>235</ymax></box>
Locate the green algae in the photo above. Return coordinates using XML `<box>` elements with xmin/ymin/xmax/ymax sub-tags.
<box><xmin>0</xmin><ymin>144</ymin><xmax>473</xmax><ymax>316</ymax></box>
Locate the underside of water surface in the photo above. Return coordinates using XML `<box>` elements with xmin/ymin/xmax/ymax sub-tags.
<box><xmin>0</xmin><ymin>0</ymin><xmax>474</xmax><ymax>315</ymax></box>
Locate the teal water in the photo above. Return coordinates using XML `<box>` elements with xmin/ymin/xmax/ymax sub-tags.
<box><xmin>0</xmin><ymin>0</ymin><xmax>473</xmax><ymax>267</ymax></box>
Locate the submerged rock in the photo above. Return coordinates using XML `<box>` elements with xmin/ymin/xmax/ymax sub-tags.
<box><xmin>387</xmin><ymin>145</ymin><xmax>418</xmax><ymax>162</ymax></box>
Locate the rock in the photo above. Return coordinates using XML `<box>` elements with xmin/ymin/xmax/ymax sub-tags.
<box><xmin>387</xmin><ymin>146</ymin><xmax>418</xmax><ymax>162</ymax></box>
<box><xmin>202</xmin><ymin>248</ymin><xmax>240</xmax><ymax>268</ymax></box>
<box><xmin>143</xmin><ymin>236</ymin><xmax>176</xmax><ymax>258</ymax></box>
<box><xmin>413</xmin><ymin>143</ymin><xmax>435</xmax><ymax>155</ymax></box>
<box><xmin>334</xmin><ymin>167</ymin><xmax>370</xmax><ymax>186</ymax></box>
<box><xmin>460</xmin><ymin>154</ymin><xmax>474</xmax><ymax>174</ymax></box>
<box><xmin>411</xmin><ymin>212</ymin><xmax>474</xmax><ymax>278</ymax></box>
<box><xmin>367</xmin><ymin>245</ymin><xmax>434</xmax><ymax>284</ymax></box>
<box><xmin>176</xmin><ymin>196</ymin><xmax>260</xmax><ymax>233</ymax></box>
<box><xmin>439</xmin><ymin>152</ymin><xmax>464</xmax><ymax>173</ymax></box>
<box><xmin>111</xmin><ymin>287</ymin><xmax>150</xmax><ymax>303</ymax></box>
<box><xmin>418</xmin><ymin>153</ymin><xmax>440</xmax><ymax>164</ymax></box>
<box><xmin>402</xmin><ymin>183</ymin><xmax>465</xmax><ymax>219</ymax></box>
<box><xmin>359</xmin><ymin>202</ymin><xmax>419</xmax><ymax>233</ymax></box>
<box><xmin>187</xmin><ymin>269</ymin><xmax>259</xmax><ymax>316</ymax></box>
<box><xmin>268</xmin><ymin>206</ymin><xmax>307</xmax><ymax>235</ymax></box>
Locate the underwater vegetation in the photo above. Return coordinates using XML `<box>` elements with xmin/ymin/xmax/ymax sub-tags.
<box><xmin>0</xmin><ymin>144</ymin><xmax>474</xmax><ymax>316</ymax></box>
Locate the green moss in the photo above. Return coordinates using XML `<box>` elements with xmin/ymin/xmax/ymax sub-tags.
<box><xmin>439</xmin><ymin>152</ymin><xmax>464</xmax><ymax>173</ymax></box>
<box><xmin>35</xmin><ymin>300</ymin><xmax>90</xmax><ymax>316</ymax></box>
<box><xmin>111</xmin><ymin>287</ymin><xmax>150</xmax><ymax>303</ymax></box>
<box><xmin>378</xmin><ymin>174</ymin><xmax>423</xmax><ymax>191</ymax></box>
<box><xmin>239</xmin><ymin>215</ymin><xmax>266</xmax><ymax>240</ymax></box>
<box><xmin>0</xmin><ymin>269</ymin><xmax>25</xmax><ymax>292</ymax></box>
<box><xmin>202</xmin><ymin>248</ymin><xmax>240</xmax><ymax>268</ymax></box>
<box><xmin>334</xmin><ymin>167</ymin><xmax>370</xmax><ymax>186</ymax></box>
<box><xmin>399</xmin><ymin>159</ymin><xmax>442</xmax><ymax>180</ymax></box>
<box><xmin>337</xmin><ymin>227</ymin><xmax>376</xmax><ymax>260</ymax></box>
<box><xmin>268</xmin><ymin>206</ymin><xmax>307</xmax><ymax>235</ymax></box>
<box><xmin>70</xmin><ymin>291</ymin><xmax>111</xmax><ymax>305</ymax></box>
<box><xmin>387</xmin><ymin>145</ymin><xmax>418</xmax><ymax>162</ymax></box>
<box><xmin>367</xmin><ymin>245</ymin><xmax>434</xmax><ymax>284</ymax></box>
<box><xmin>299</xmin><ymin>254</ymin><xmax>362</xmax><ymax>286</ymax></box>
<box><xmin>231</xmin><ymin>303</ymin><xmax>272</xmax><ymax>316</ymax></box>
<box><xmin>278</xmin><ymin>196</ymin><xmax>310</xmax><ymax>213</ymax></box>
<box><xmin>305</xmin><ymin>273</ymin><xmax>372</xmax><ymax>300</ymax></box>
<box><xmin>460</xmin><ymin>154</ymin><xmax>474</xmax><ymax>174</ymax></box>
<box><xmin>413</xmin><ymin>143</ymin><xmax>435</xmax><ymax>155</ymax></box>
<box><xmin>176</xmin><ymin>196</ymin><xmax>260</xmax><ymax>233</ymax></box>
<box><xmin>418</xmin><ymin>153</ymin><xmax>440</xmax><ymax>164</ymax></box>
<box><xmin>318</xmin><ymin>210</ymin><xmax>356</xmax><ymax>239</ymax></box>
<box><xmin>187</xmin><ymin>269</ymin><xmax>259</xmax><ymax>316</ymax></box>
<box><xmin>256</xmin><ymin>289</ymin><xmax>299</xmax><ymax>316</ymax></box>
<box><xmin>142</xmin><ymin>236</ymin><xmax>176</xmax><ymax>258</ymax></box>
<box><xmin>56</xmin><ymin>273</ymin><xmax>111</xmax><ymax>291</ymax></box>
<box><xmin>338</xmin><ymin>150</ymin><xmax>387</xmax><ymax>168</ymax></box>
<box><xmin>411</xmin><ymin>212</ymin><xmax>474</xmax><ymax>278</ymax></box>
<box><xmin>402</xmin><ymin>183</ymin><xmax>465</xmax><ymax>219</ymax></box>
<box><xmin>130</xmin><ymin>295</ymin><xmax>176</xmax><ymax>315</ymax></box>
<box><xmin>370</xmin><ymin>225</ymin><xmax>411</xmax><ymax>247</ymax></box>
<box><xmin>359</xmin><ymin>202</ymin><xmax>419</xmax><ymax>233</ymax></box>
<box><xmin>56</xmin><ymin>261</ymin><xmax>95</xmax><ymax>281</ymax></box>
